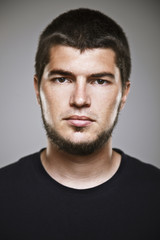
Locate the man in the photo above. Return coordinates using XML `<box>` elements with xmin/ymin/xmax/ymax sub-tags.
<box><xmin>0</xmin><ymin>8</ymin><xmax>159</xmax><ymax>239</ymax></box>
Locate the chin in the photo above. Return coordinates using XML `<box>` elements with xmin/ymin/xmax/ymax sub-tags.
<box><xmin>67</xmin><ymin>131</ymin><xmax>96</xmax><ymax>143</ymax></box>
<box><xmin>47</xmin><ymin>126</ymin><xmax>111</xmax><ymax>156</ymax></box>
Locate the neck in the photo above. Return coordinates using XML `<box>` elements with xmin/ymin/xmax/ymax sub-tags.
<box><xmin>40</xmin><ymin>138</ymin><xmax>121</xmax><ymax>189</ymax></box>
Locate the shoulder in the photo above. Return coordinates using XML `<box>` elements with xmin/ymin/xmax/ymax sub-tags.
<box><xmin>115</xmin><ymin>148</ymin><xmax>160</xmax><ymax>188</ymax></box>
<box><xmin>0</xmin><ymin>150</ymin><xmax>41</xmax><ymax>183</ymax></box>
<box><xmin>123</xmin><ymin>151</ymin><xmax>160</xmax><ymax>177</ymax></box>
<box><xmin>115</xmin><ymin>148</ymin><xmax>160</xmax><ymax>175</ymax></box>
<box><xmin>117</xmin><ymin>149</ymin><xmax>160</xmax><ymax>193</ymax></box>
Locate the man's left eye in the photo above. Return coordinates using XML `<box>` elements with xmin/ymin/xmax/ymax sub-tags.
<box><xmin>95</xmin><ymin>79</ymin><xmax>108</xmax><ymax>85</ymax></box>
<box><xmin>56</xmin><ymin>77</ymin><xmax>67</xmax><ymax>83</ymax></box>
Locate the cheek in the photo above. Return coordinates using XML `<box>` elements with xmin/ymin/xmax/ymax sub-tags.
<box><xmin>40</xmin><ymin>87</ymin><xmax>69</xmax><ymax>123</ymax></box>
<box><xmin>40</xmin><ymin>89</ymin><xmax>57</xmax><ymax>121</ymax></box>
<box><xmin>96</xmin><ymin>90</ymin><xmax>122</xmax><ymax>122</ymax></box>
<box><xmin>110</xmin><ymin>92</ymin><xmax>122</xmax><ymax>111</ymax></box>
<box><xmin>95</xmin><ymin>88</ymin><xmax>122</xmax><ymax>109</ymax></box>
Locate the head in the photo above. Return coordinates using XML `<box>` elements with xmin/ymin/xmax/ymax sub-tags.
<box><xmin>34</xmin><ymin>8</ymin><xmax>131</xmax><ymax>156</ymax></box>
<box><xmin>35</xmin><ymin>8</ymin><xmax>131</xmax><ymax>91</ymax></box>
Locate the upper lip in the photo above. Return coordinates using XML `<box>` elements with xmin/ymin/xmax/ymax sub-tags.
<box><xmin>64</xmin><ymin>115</ymin><xmax>94</xmax><ymax>121</ymax></box>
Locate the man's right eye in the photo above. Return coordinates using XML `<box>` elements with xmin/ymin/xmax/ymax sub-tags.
<box><xmin>51</xmin><ymin>77</ymin><xmax>69</xmax><ymax>83</ymax></box>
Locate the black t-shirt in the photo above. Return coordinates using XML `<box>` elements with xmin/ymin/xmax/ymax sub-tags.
<box><xmin>0</xmin><ymin>149</ymin><xmax>160</xmax><ymax>240</ymax></box>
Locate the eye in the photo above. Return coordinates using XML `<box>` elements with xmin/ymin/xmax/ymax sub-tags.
<box><xmin>94</xmin><ymin>79</ymin><xmax>109</xmax><ymax>85</ymax></box>
<box><xmin>56</xmin><ymin>77</ymin><xmax>67</xmax><ymax>83</ymax></box>
<box><xmin>51</xmin><ymin>77</ymin><xmax>71</xmax><ymax>84</ymax></box>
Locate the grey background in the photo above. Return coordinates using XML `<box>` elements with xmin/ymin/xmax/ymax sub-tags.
<box><xmin>0</xmin><ymin>0</ymin><xmax>160</xmax><ymax>168</ymax></box>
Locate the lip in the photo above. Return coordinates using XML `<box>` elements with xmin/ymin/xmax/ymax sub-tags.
<box><xmin>64</xmin><ymin>115</ymin><xmax>94</xmax><ymax>127</ymax></box>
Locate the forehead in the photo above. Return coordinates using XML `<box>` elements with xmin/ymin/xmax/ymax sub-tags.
<box><xmin>47</xmin><ymin>45</ymin><xmax>117</xmax><ymax>72</ymax></box>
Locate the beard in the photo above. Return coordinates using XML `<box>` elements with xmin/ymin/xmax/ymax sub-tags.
<box><xmin>40</xmin><ymin>106</ymin><xmax>120</xmax><ymax>156</ymax></box>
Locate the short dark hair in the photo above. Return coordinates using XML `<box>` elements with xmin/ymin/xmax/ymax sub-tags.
<box><xmin>35</xmin><ymin>8</ymin><xmax>131</xmax><ymax>89</ymax></box>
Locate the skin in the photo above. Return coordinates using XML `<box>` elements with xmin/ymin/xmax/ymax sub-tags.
<box><xmin>34</xmin><ymin>45</ymin><xmax>130</xmax><ymax>189</ymax></box>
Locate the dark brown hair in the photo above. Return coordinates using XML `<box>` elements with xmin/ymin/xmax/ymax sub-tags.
<box><xmin>35</xmin><ymin>8</ymin><xmax>131</xmax><ymax>88</ymax></box>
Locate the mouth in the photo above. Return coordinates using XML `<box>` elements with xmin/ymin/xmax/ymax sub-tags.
<box><xmin>64</xmin><ymin>115</ymin><xmax>95</xmax><ymax>127</ymax></box>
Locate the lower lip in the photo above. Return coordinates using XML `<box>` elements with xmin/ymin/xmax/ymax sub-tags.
<box><xmin>67</xmin><ymin>119</ymin><xmax>93</xmax><ymax>127</ymax></box>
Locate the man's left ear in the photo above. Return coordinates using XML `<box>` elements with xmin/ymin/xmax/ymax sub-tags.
<box><xmin>120</xmin><ymin>81</ymin><xmax>130</xmax><ymax>110</ymax></box>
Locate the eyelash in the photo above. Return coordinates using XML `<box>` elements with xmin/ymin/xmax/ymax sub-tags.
<box><xmin>94</xmin><ymin>79</ymin><xmax>109</xmax><ymax>85</ymax></box>
<box><xmin>51</xmin><ymin>77</ymin><xmax>110</xmax><ymax>85</ymax></box>
<box><xmin>54</xmin><ymin>77</ymin><xmax>69</xmax><ymax>83</ymax></box>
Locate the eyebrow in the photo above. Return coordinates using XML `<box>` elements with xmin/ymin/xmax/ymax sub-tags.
<box><xmin>90</xmin><ymin>72</ymin><xmax>115</xmax><ymax>79</ymax></box>
<box><xmin>48</xmin><ymin>69</ymin><xmax>115</xmax><ymax>79</ymax></box>
<box><xmin>48</xmin><ymin>70</ymin><xmax>73</xmax><ymax>77</ymax></box>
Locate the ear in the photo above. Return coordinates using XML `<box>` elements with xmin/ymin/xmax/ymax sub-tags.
<box><xmin>120</xmin><ymin>81</ymin><xmax>130</xmax><ymax>110</ymax></box>
<box><xmin>34</xmin><ymin>75</ymin><xmax>41</xmax><ymax>105</ymax></box>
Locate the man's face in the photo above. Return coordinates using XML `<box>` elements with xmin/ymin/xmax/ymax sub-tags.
<box><xmin>34</xmin><ymin>46</ymin><xmax>129</xmax><ymax>155</ymax></box>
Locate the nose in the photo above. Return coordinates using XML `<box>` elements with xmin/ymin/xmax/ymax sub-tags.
<box><xmin>69</xmin><ymin>79</ymin><xmax>91</xmax><ymax>108</ymax></box>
